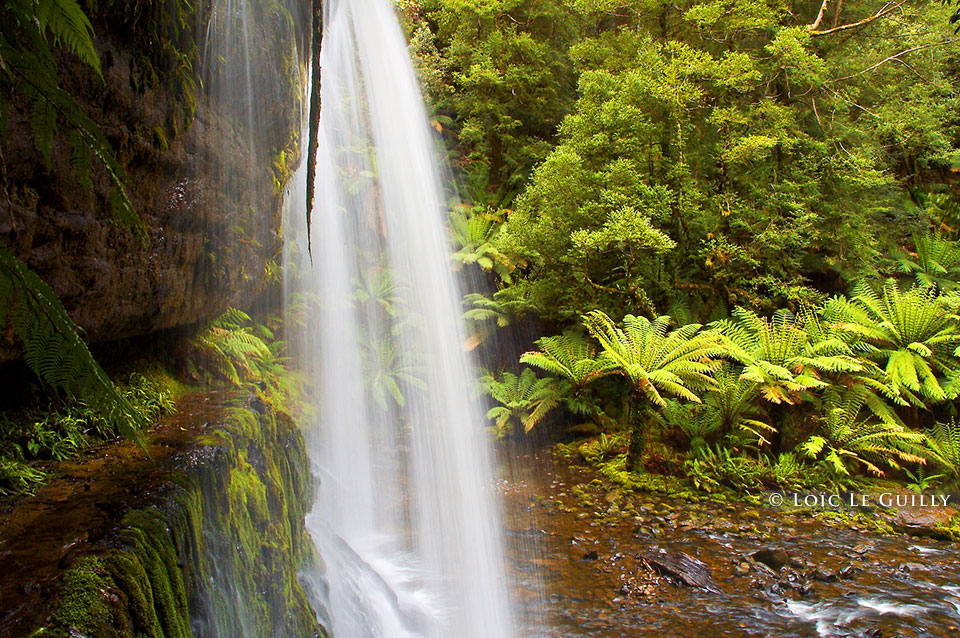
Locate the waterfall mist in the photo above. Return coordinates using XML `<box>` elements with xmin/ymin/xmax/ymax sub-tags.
<box><xmin>285</xmin><ymin>0</ymin><xmax>516</xmax><ymax>636</ymax></box>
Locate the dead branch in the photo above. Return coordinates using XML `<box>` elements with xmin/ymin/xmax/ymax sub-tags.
<box><xmin>808</xmin><ymin>1</ymin><xmax>903</xmax><ymax>37</ymax></box>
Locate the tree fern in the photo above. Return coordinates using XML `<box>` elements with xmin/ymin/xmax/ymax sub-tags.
<box><xmin>361</xmin><ymin>334</ymin><xmax>425</xmax><ymax>411</ymax></box>
<box><xmin>896</xmin><ymin>232</ymin><xmax>960</xmax><ymax>292</ymax></box>
<box><xmin>824</xmin><ymin>280</ymin><xmax>960</xmax><ymax>407</ymax></box>
<box><xmin>462</xmin><ymin>291</ymin><xmax>514</xmax><ymax>350</ymax></box>
<box><xmin>716</xmin><ymin>306</ymin><xmax>864</xmax><ymax>404</ymax></box>
<box><xmin>521</xmin><ymin>331</ymin><xmax>616</xmax><ymax>420</ymax></box>
<box><xmin>521</xmin><ymin>332</ymin><xmax>615</xmax><ymax>390</ymax></box>
<box><xmin>448</xmin><ymin>205</ymin><xmax>512</xmax><ymax>280</ymax></box>
<box><xmin>927</xmin><ymin>419</ymin><xmax>960</xmax><ymax>484</ymax></box>
<box><xmin>582</xmin><ymin>311</ymin><xmax>725</xmax><ymax>407</ymax></box>
<box><xmin>0</xmin><ymin>246</ymin><xmax>146</xmax><ymax>440</ymax></box>
<box><xmin>582</xmin><ymin>310</ymin><xmax>725</xmax><ymax>468</ymax></box>
<box><xmin>802</xmin><ymin>386</ymin><xmax>928</xmax><ymax>477</ymax></box>
<box><xmin>705</xmin><ymin>362</ymin><xmax>772</xmax><ymax>444</ymax></box>
<box><xmin>481</xmin><ymin>368</ymin><xmax>560</xmax><ymax>437</ymax></box>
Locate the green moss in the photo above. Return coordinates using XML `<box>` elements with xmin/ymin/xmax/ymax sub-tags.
<box><xmin>933</xmin><ymin>512</ymin><xmax>960</xmax><ymax>541</ymax></box>
<box><xmin>815</xmin><ymin>509</ymin><xmax>897</xmax><ymax>535</ymax></box>
<box><xmin>37</xmin><ymin>396</ymin><xmax>323</xmax><ymax>637</ymax></box>
<box><xmin>53</xmin><ymin>556</ymin><xmax>117</xmax><ymax>636</ymax></box>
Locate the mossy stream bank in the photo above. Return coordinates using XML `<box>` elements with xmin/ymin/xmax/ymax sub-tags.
<box><xmin>0</xmin><ymin>391</ymin><xmax>327</xmax><ymax>638</ymax></box>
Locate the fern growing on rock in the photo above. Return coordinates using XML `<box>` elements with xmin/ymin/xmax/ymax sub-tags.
<box><xmin>0</xmin><ymin>0</ymin><xmax>142</xmax><ymax>234</ymax></box>
<box><xmin>188</xmin><ymin>308</ymin><xmax>271</xmax><ymax>387</ymax></box>
<box><xmin>0</xmin><ymin>246</ymin><xmax>146</xmax><ymax>439</ymax></box>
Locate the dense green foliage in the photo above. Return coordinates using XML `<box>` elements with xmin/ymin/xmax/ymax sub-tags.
<box><xmin>406</xmin><ymin>0</ymin><xmax>960</xmax><ymax>493</ymax></box>
<box><xmin>0</xmin><ymin>366</ymin><xmax>182</xmax><ymax>495</ymax></box>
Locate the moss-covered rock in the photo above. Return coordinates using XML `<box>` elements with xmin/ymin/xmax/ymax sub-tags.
<box><xmin>29</xmin><ymin>397</ymin><xmax>325</xmax><ymax>638</ymax></box>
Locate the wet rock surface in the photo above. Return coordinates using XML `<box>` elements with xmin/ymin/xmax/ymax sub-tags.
<box><xmin>0</xmin><ymin>392</ymin><xmax>227</xmax><ymax>636</ymax></box>
<box><xmin>502</xmin><ymin>453</ymin><xmax>960</xmax><ymax>638</ymax></box>
<box><xmin>0</xmin><ymin>2</ymin><xmax>303</xmax><ymax>359</ymax></box>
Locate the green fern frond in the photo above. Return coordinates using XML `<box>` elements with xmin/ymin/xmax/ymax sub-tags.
<box><xmin>0</xmin><ymin>246</ymin><xmax>146</xmax><ymax>441</ymax></box>
<box><xmin>0</xmin><ymin>1</ymin><xmax>144</xmax><ymax>237</ymax></box>
<box><xmin>35</xmin><ymin>0</ymin><xmax>102</xmax><ymax>75</ymax></box>
<box><xmin>68</xmin><ymin>130</ymin><xmax>93</xmax><ymax>194</ymax></box>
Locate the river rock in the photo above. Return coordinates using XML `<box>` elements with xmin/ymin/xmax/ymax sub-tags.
<box><xmin>750</xmin><ymin>548</ymin><xmax>789</xmax><ymax>571</ymax></box>
<box><xmin>891</xmin><ymin>505</ymin><xmax>958</xmax><ymax>539</ymax></box>
<box><xmin>643</xmin><ymin>550</ymin><xmax>722</xmax><ymax>594</ymax></box>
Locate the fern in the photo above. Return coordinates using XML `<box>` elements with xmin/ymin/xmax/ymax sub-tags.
<box><xmin>715</xmin><ymin>306</ymin><xmax>864</xmax><ymax>404</ymax></box>
<box><xmin>448</xmin><ymin>205</ymin><xmax>513</xmax><ymax>280</ymax></box>
<box><xmin>582</xmin><ymin>310</ymin><xmax>725</xmax><ymax>407</ymax></box>
<box><xmin>361</xmin><ymin>334</ymin><xmax>425</xmax><ymax>411</ymax></box>
<box><xmin>0</xmin><ymin>246</ymin><xmax>146</xmax><ymax>440</ymax></box>
<box><xmin>29</xmin><ymin>92</ymin><xmax>57</xmax><ymax>168</ymax></box>
<box><xmin>0</xmin><ymin>0</ymin><xmax>143</xmax><ymax>235</ymax></box>
<box><xmin>189</xmin><ymin>308</ymin><xmax>271</xmax><ymax>386</ymax></box>
<box><xmin>33</xmin><ymin>0</ymin><xmax>102</xmax><ymax>75</ymax></box>
<box><xmin>824</xmin><ymin>280</ymin><xmax>960</xmax><ymax>407</ymax></box>
<box><xmin>68</xmin><ymin>130</ymin><xmax>93</xmax><ymax>194</ymax></box>
<box><xmin>521</xmin><ymin>332</ymin><xmax>614</xmax><ymax>389</ymax></box>
<box><xmin>462</xmin><ymin>291</ymin><xmax>515</xmax><ymax>350</ymax></box>
<box><xmin>801</xmin><ymin>386</ymin><xmax>928</xmax><ymax>477</ymax></box>
<box><xmin>480</xmin><ymin>368</ymin><xmax>560</xmax><ymax>437</ymax></box>
<box><xmin>896</xmin><ymin>232</ymin><xmax>960</xmax><ymax>292</ymax></box>
<box><xmin>927</xmin><ymin>419</ymin><xmax>960</xmax><ymax>483</ymax></box>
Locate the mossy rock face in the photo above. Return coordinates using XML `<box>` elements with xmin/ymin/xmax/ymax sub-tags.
<box><xmin>0</xmin><ymin>0</ymin><xmax>311</xmax><ymax>362</ymax></box>
<box><xmin>38</xmin><ymin>399</ymin><xmax>325</xmax><ymax>638</ymax></box>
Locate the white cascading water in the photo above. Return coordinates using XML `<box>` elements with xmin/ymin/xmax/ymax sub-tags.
<box><xmin>287</xmin><ymin>0</ymin><xmax>516</xmax><ymax>636</ymax></box>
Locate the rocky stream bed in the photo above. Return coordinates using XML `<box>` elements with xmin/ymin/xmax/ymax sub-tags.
<box><xmin>502</xmin><ymin>452</ymin><xmax>960</xmax><ymax>638</ymax></box>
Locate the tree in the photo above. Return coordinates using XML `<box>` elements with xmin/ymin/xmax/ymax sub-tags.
<box><xmin>494</xmin><ymin>1</ymin><xmax>959</xmax><ymax>322</ymax></box>
<box><xmin>581</xmin><ymin>310</ymin><xmax>725</xmax><ymax>469</ymax></box>
<box><xmin>419</xmin><ymin>0</ymin><xmax>587</xmax><ymax>201</ymax></box>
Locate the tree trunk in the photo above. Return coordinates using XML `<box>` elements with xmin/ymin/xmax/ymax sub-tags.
<box><xmin>767</xmin><ymin>401</ymin><xmax>788</xmax><ymax>457</ymax></box>
<box><xmin>626</xmin><ymin>396</ymin><xmax>648</xmax><ymax>472</ymax></box>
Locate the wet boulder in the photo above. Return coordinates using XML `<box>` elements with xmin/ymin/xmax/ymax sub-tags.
<box><xmin>643</xmin><ymin>550</ymin><xmax>722</xmax><ymax>594</ymax></box>
<box><xmin>750</xmin><ymin>548</ymin><xmax>789</xmax><ymax>571</ymax></box>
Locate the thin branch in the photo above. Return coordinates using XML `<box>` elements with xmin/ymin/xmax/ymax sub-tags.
<box><xmin>809</xmin><ymin>1</ymin><xmax>903</xmax><ymax>37</ymax></box>
<box><xmin>808</xmin><ymin>0</ymin><xmax>830</xmax><ymax>32</ymax></box>
<box><xmin>833</xmin><ymin>39</ymin><xmax>956</xmax><ymax>82</ymax></box>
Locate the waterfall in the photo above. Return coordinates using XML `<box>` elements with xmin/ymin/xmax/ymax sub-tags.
<box><xmin>286</xmin><ymin>0</ymin><xmax>516</xmax><ymax>636</ymax></box>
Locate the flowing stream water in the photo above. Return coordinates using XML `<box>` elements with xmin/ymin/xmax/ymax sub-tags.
<box><xmin>285</xmin><ymin>0</ymin><xmax>516</xmax><ymax>636</ymax></box>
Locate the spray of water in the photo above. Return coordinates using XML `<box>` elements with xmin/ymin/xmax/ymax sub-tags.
<box><xmin>286</xmin><ymin>0</ymin><xmax>516</xmax><ymax>636</ymax></box>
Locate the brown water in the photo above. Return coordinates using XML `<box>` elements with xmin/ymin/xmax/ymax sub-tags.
<box><xmin>501</xmin><ymin>452</ymin><xmax>960</xmax><ymax>638</ymax></box>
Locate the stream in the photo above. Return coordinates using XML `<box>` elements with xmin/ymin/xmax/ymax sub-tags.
<box><xmin>502</xmin><ymin>452</ymin><xmax>960</xmax><ymax>638</ymax></box>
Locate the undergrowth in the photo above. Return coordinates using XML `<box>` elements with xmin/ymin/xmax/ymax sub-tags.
<box><xmin>0</xmin><ymin>366</ymin><xmax>184</xmax><ymax>496</ymax></box>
